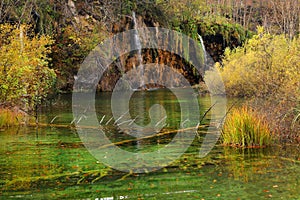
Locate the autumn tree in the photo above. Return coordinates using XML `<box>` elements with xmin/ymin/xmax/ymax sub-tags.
<box><xmin>0</xmin><ymin>24</ymin><xmax>56</xmax><ymax>120</ymax></box>
<box><xmin>219</xmin><ymin>27</ymin><xmax>300</xmax><ymax>138</ymax></box>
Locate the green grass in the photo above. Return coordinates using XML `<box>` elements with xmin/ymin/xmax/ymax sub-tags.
<box><xmin>221</xmin><ymin>106</ymin><xmax>274</xmax><ymax>148</ymax></box>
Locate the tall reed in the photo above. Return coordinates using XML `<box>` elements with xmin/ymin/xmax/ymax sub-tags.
<box><xmin>221</xmin><ymin>106</ymin><xmax>274</xmax><ymax>148</ymax></box>
<box><xmin>0</xmin><ymin>108</ymin><xmax>24</xmax><ymax>128</ymax></box>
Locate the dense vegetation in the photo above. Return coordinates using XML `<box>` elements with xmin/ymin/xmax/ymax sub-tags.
<box><xmin>0</xmin><ymin>0</ymin><xmax>299</xmax><ymax>143</ymax></box>
<box><xmin>220</xmin><ymin>27</ymin><xmax>300</xmax><ymax>98</ymax></box>
<box><xmin>0</xmin><ymin>24</ymin><xmax>55</xmax><ymax>121</ymax></box>
<box><xmin>219</xmin><ymin>27</ymin><xmax>300</xmax><ymax>143</ymax></box>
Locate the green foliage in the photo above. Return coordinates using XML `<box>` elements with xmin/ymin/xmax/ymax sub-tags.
<box><xmin>198</xmin><ymin>16</ymin><xmax>252</xmax><ymax>47</ymax></box>
<box><xmin>157</xmin><ymin>0</ymin><xmax>203</xmax><ymax>37</ymax></box>
<box><xmin>0</xmin><ymin>24</ymin><xmax>56</xmax><ymax>111</ymax></box>
<box><xmin>221</xmin><ymin>106</ymin><xmax>274</xmax><ymax>147</ymax></box>
<box><xmin>157</xmin><ymin>0</ymin><xmax>252</xmax><ymax>45</ymax></box>
<box><xmin>51</xmin><ymin>25</ymin><xmax>107</xmax><ymax>91</ymax></box>
<box><xmin>157</xmin><ymin>0</ymin><xmax>207</xmax><ymax>22</ymax></box>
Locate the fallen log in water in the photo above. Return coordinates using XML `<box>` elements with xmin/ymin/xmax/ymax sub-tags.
<box><xmin>26</xmin><ymin>122</ymin><xmax>218</xmax><ymax>149</ymax></box>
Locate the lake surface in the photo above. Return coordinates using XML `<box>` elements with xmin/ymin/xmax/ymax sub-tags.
<box><xmin>0</xmin><ymin>90</ymin><xmax>299</xmax><ymax>199</ymax></box>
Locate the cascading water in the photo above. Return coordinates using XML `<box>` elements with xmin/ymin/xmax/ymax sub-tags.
<box><xmin>132</xmin><ymin>11</ymin><xmax>144</xmax><ymax>89</ymax></box>
<box><xmin>198</xmin><ymin>34</ymin><xmax>207</xmax><ymax>68</ymax></box>
<box><xmin>132</xmin><ymin>12</ymin><xmax>145</xmax><ymax>150</ymax></box>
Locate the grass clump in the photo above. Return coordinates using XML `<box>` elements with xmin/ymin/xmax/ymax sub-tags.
<box><xmin>221</xmin><ymin>106</ymin><xmax>274</xmax><ymax>148</ymax></box>
<box><xmin>0</xmin><ymin>108</ymin><xmax>24</xmax><ymax>128</ymax></box>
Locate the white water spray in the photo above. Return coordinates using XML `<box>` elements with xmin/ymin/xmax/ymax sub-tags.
<box><xmin>198</xmin><ymin>34</ymin><xmax>207</xmax><ymax>68</ymax></box>
<box><xmin>132</xmin><ymin>11</ymin><xmax>144</xmax><ymax>89</ymax></box>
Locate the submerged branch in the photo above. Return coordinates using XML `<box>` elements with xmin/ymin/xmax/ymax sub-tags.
<box><xmin>2</xmin><ymin>169</ymin><xmax>113</xmax><ymax>191</ymax></box>
<box><xmin>25</xmin><ymin>122</ymin><xmax>218</xmax><ymax>149</ymax></box>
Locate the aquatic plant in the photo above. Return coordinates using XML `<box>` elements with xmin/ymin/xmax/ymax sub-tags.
<box><xmin>0</xmin><ymin>108</ymin><xmax>24</xmax><ymax>128</ymax></box>
<box><xmin>221</xmin><ymin>106</ymin><xmax>274</xmax><ymax>148</ymax></box>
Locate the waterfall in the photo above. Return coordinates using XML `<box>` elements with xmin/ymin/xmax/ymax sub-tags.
<box><xmin>132</xmin><ymin>11</ymin><xmax>144</xmax><ymax>89</ymax></box>
<box><xmin>198</xmin><ymin>34</ymin><xmax>207</xmax><ymax>68</ymax></box>
<box><xmin>132</xmin><ymin>12</ymin><xmax>144</xmax><ymax>150</ymax></box>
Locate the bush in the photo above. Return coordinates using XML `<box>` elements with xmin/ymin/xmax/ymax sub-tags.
<box><xmin>0</xmin><ymin>24</ymin><xmax>56</xmax><ymax>113</ymax></box>
<box><xmin>219</xmin><ymin>27</ymin><xmax>300</xmax><ymax>142</ymax></box>
<box><xmin>221</xmin><ymin>106</ymin><xmax>274</xmax><ymax>148</ymax></box>
<box><xmin>219</xmin><ymin>27</ymin><xmax>300</xmax><ymax>98</ymax></box>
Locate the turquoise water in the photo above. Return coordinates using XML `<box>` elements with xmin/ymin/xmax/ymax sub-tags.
<box><xmin>0</xmin><ymin>90</ymin><xmax>299</xmax><ymax>199</ymax></box>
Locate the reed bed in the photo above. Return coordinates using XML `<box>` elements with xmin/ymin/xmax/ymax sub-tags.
<box><xmin>0</xmin><ymin>108</ymin><xmax>24</xmax><ymax>128</ymax></box>
<box><xmin>221</xmin><ymin>106</ymin><xmax>274</xmax><ymax>148</ymax></box>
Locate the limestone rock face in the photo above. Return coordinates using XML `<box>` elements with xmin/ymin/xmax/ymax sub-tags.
<box><xmin>94</xmin><ymin>13</ymin><xmax>203</xmax><ymax>91</ymax></box>
<box><xmin>65</xmin><ymin>2</ymin><xmax>203</xmax><ymax>91</ymax></box>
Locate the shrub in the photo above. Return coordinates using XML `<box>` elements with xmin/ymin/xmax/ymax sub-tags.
<box><xmin>0</xmin><ymin>24</ymin><xmax>56</xmax><ymax>113</ymax></box>
<box><xmin>221</xmin><ymin>106</ymin><xmax>274</xmax><ymax>148</ymax></box>
<box><xmin>219</xmin><ymin>27</ymin><xmax>300</xmax><ymax>98</ymax></box>
<box><xmin>219</xmin><ymin>27</ymin><xmax>300</xmax><ymax>142</ymax></box>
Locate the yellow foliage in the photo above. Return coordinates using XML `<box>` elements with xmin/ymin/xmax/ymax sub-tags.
<box><xmin>219</xmin><ymin>27</ymin><xmax>300</xmax><ymax>98</ymax></box>
<box><xmin>0</xmin><ymin>24</ymin><xmax>56</xmax><ymax>110</ymax></box>
<box><xmin>219</xmin><ymin>27</ymin><xmax>300</xmax><ymax>140</ymax></box>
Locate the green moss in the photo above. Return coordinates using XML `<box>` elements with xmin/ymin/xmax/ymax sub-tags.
<box><xmin>197</xmin><ymin>16</ymin><xmax>253</xmax><ymax>47</ymax></box>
